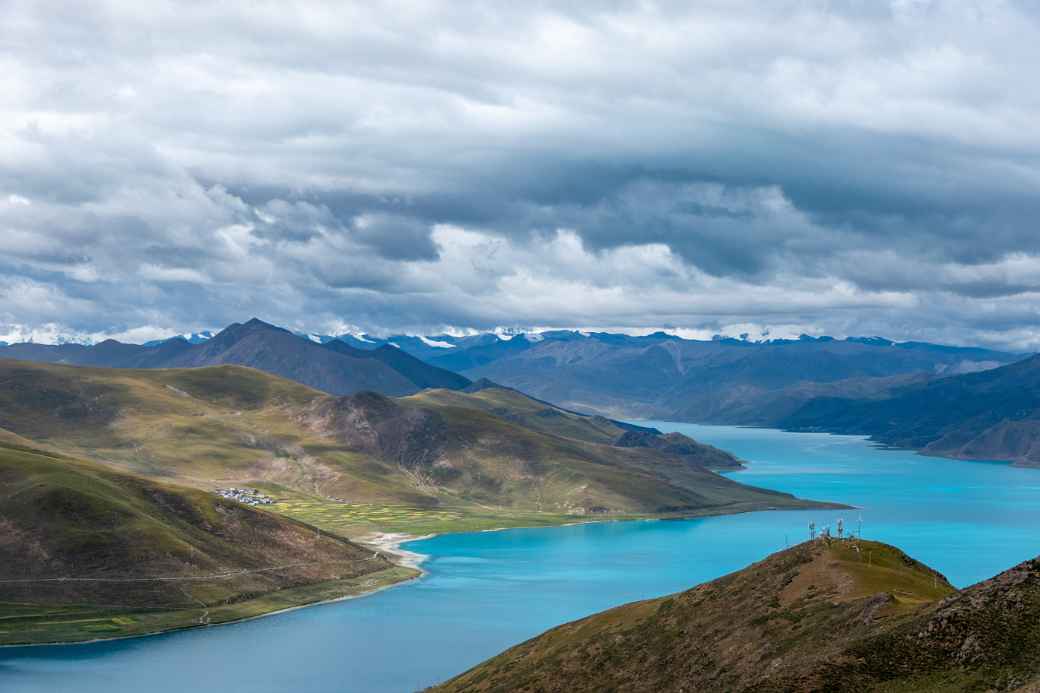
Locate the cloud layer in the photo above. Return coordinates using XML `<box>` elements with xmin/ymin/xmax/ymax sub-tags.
<box><xmin>2</xmin><ymin>1</ymin><xmax>1040</xmax><ymax>348</ymax></box>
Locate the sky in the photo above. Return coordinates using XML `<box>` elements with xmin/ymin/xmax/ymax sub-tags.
<box><xmin>2</xmin><ymin>1</ymin><xmax>1040</xmax><ymax>349</ymax></box>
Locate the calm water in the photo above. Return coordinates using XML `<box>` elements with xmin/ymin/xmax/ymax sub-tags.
<box><xmin>4</xmin><ymin>424</ymin><xmax>1040</xmax><ymax>693</ymax></box>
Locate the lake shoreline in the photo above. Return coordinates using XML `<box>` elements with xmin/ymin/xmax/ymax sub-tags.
<box><xmin>0</xmin><ymin>534</ymin><xmax>430</xmax><ymax>650</ymax></box>
<box><xmin>361</xmin><ymin>531</ymin><xmax>436</xmax><ymax>573</ymax></box>
<box><xmin>11</xmin><ymin>424</ymin><xmax>1040</xmax><ymax>692</ymax></box>
<box><xmin>0</xmin><ymin>499</ymin><xmax>840</xmax><ymax>649</ymax></box>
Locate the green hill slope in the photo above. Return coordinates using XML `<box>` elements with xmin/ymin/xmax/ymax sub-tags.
<box><xmin>0</xmin><ymin>440</ymin><xmax>409</xmax><ymax>645</ymax></box>
<box><xmin>433</xmin><ymin>539</ymin><xmax>1040</xmax><ymax>693</ymax></box>
<box><xmin>406</xmin><ymin>382</ymin><xmax>745</xmax><ymax>470</ymax></box>
<box><xmin>0</xmin><ymin>359</ymin><xmax>833</xmax><ymax>539</ymax></box>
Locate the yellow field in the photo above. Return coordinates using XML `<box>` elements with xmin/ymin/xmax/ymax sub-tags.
<box><xmin>272</xmin><ymin>499</ymin><xmax>464</xmax><ymax>535</ymax></box>
<box><xmin>270</xmin><ymin>496</ymin><xmax>584</xmax><ymax>537</ymax></box>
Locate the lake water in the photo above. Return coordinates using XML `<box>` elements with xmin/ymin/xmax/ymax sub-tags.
<box><xmin>4</xmin><ymin>424</ymin><xmax>1040</xmax><ymax>693</ymax></box>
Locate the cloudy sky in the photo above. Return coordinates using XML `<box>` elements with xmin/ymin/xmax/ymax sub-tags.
<box><xmin>2</xmin><ymin>1</ymin><xmax>1040</xmax><ymax>349</ymax></box>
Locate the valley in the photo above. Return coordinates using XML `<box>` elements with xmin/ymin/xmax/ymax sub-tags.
<box><xmin>5</xmin><ymin>4</ymin><xmax>1037</xmax><ymax>690</ymax></box>
<box><xmin>0</xmin><ymin>358</ymin><xmax>833</xmax><ymax>645</ymax></box>
<box><xmin>6</xmin><ymin>422</ymin><xmax>1040</xmax><ymax>692</ymax></box>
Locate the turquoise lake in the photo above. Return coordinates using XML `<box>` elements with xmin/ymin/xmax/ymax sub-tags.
<box><xmin>4</xmin><ymin>424</ymin><xmax>1040</xmax><ymax>692</ymax></box>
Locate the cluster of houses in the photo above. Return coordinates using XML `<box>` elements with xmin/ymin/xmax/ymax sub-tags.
<box><xmin>216</xmin><ymin>487</ymin><xmax>274</xmax><ymax>506</ymax></box>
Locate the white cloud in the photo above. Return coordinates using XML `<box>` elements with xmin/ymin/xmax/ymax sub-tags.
<box><xmin>1</xmin><ymin>1</ymin><xmax>1039</xmax><ymax>351</ymax></box>
<box><xmin>138</xmin><ymin>264</ymin><xmax>212</xmax><ymax>284</ymax></box>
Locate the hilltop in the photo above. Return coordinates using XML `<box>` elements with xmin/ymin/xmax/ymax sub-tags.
<box><xmin>433</xmin><ymin>539</ymin><xmax>1040</xmax><ymax>692</ymax></box>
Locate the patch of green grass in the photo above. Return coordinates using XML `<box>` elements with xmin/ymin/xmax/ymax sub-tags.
<box><xmin>826</xmin><ymin>540</ymin><xmax>955</xmax><ymax>610</ymax></box>
<box><xmin>269</xmin><ymin>494</ymin><xmax>589</xmax><ymax>537</ymax></box>
<box><xmin>406</xmin><ymin>387</ymin><xmax>626</xmax><ymax>445</ymax></box>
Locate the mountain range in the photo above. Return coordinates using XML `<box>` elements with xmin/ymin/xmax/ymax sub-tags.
<box><xmin>439</xmin><ymin>332</ymin><xmax>1022</xmax><ymax>423</ymax></box>
<box><xmin>284</xmin><ymin>329</ymin><xmax>1028</xmax><ymax>427</ymax></box>
<box><xmin>6</xmin><ymin>319</ymin><xmax>1037</xmax><ymax>466</ymax></box>
<box><xmin>434</xmin><ymin>539</ymin><xmax>1040</xmax><ymax>692</ymax></box>
<box><xmin>6</xmin><ymin>325</ymin><xmax>1023</xmax><ymax>424</ymax></box>
<box><xmin>0</xmin><ymin>318</ymin><xmax>469</xmax><ymax>397</ymax></box>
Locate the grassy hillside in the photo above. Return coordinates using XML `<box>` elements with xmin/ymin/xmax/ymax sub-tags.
<box><xmin>407</xmin><ymin>384</ymin><xmax>632</xmax><ymax>445</ymax></box>
<box><xmin>0</xmin><ymin>359</ymin><xmax>832</xmax><ymax>540</ymax></box>
<box><xmin>0</xmin><ymin>439</ymin><xmax>410</xmax><ymax>645</ymax></box>
<box><xmin>407</xmin><ymin>383</ymin><xmax>744</xmax><ymax>470</ymax></box>
<box><xmin>433</xmin><ymin>539</ymin><xmax>1040</xmax><ymax>692</ymax></box>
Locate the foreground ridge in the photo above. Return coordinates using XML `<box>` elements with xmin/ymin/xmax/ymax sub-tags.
<box><xmin>432</xmin><ymin>539</ymin><xmax>1040</xmax><ymax>692</ymax></box>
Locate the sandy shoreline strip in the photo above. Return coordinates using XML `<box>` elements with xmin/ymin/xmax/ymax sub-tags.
<box><xmin>359</xmin><ymin>531</ymin><xmax>436</xmax><ymax>573</ymax></box>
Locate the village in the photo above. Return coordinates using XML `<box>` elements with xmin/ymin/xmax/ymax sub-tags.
<box><xmin>215</xmin><ymin>487</ymin><xmax>275</xmax><ymax>506</ymax></box>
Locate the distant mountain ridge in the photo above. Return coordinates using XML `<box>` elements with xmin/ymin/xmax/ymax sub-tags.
<box><xmin>0</xmin><ymin>318</ymin><xmax>469</xmax><ymax>397</ymax></box>
<box><xmin>414</xmin><ymin>331</ymin><xmax>1022</xmax><ymax>423</ymax></box>
<box><xmin>6</xmin><ymin>322</ymin><xmax>1028</xmax><ymax>450</ymax></box>
<box><xmin>780</xmin><ymin>353</ymin><xmax>1040</xmax><ymax>466</ymax></box>
<box><xmin>143</xmin><ymin>330</ymin><xmax>214</xmax><ymax>346</ymax></box>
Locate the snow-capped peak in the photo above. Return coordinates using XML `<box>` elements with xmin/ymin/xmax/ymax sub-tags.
<box><xmin>419</xmin><ymin>336</ymin><xmax>455</xmax><ymax>348</ymax></box>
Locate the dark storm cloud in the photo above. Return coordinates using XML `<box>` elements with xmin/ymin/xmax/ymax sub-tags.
<box><xmin>2</xmin><ymin>1</ymin><xmax>1040</xmax><ymax>348</ymax></box>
